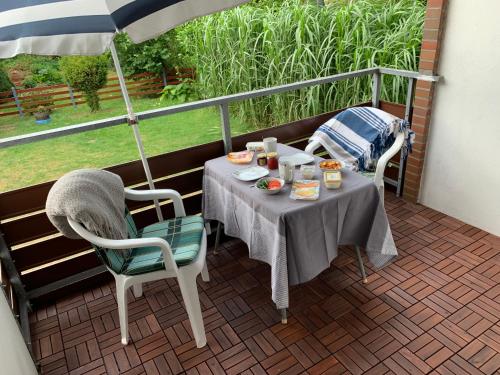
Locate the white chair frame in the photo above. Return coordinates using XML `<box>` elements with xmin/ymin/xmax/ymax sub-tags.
<box><xmin>305</xmin><ymin>127</ymin><xmax>406</xmax><ymax>284</ymax></box>
<box><xmin>68</xmin><ymin>188</ymin><xmax>209</xmax><ymax>348</ymax></box>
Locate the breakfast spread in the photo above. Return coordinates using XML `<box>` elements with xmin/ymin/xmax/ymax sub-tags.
<box><xmin>290</xmin><ymin>180</ymin><xmax>320</xmax><ymax>200</ymax></box>
<box><xmin>246</xmin><ymin>142</ymin><xmax>265</xmax><ymax>152</ymax></box>
<box><xmin>300</xmin><ymin>164</ymin><xmax>316</xmax><ymax>179</ymax></box>
<box><xmin>266</xmin><ymin>152</ymin><xmax>279</xmax><ymax>170</ymax></box>
<box><xmin>319</xmin><ymin>159</ymin><xmax>342</xmax><ymax>171</ymax></box>
<box><xmin>324</xmin><ymin>170</ymin><xmax>342</xmax><ymax>189</ymax></box>
<box><xmin>227</xmin><ymin>150</ymin><xmax>254</xmax><ymax>164</ymax></box>
<box><xmin>257</xmin><ymin>153</ymin><xmax>267</xmax><ymax>166</ymax></box>
<box><xmin>229</xmin><ymin>142</ymin><xmax>346</xmax><ymax>200</ymax></box>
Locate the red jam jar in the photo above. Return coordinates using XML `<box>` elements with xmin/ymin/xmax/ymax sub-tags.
<box><xmin>267</xmin><ymin>152</ymin><xmax>278</xmax><ymax>170</ymax></box>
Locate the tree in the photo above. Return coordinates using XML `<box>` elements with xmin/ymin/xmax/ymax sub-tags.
<box><xmin>60</xmin><ymin>56</ymin><xmax>109</xmax><ymax>112</ymax></box>
<box><xmin>114</xmin><ymin>32</ymin><xmax>184</xmax><ymax>76</ymax></box>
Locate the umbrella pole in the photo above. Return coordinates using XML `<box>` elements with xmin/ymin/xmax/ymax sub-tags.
<box><xmin>110</xmin><ymin>41</ymin><xmax>164</xmax><ymax>222</ymax></box>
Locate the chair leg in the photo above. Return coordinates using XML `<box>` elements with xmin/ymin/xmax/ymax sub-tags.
<box><xmin>201</xmin><ymin>261</ymin><xmax>210</xmax><ymax>282</ymax></box>
<box><xmin>177</xmin><ymin>272</ymin><xmax>207</xmax><ymax>348</ymax></box>
<box><xmin>133</xmin><ymin>283</ymin><xmax>143</xmax><ymax>298</ymax></box>
<box><xmin>281</xmin><ymin>308</ymin><xmax>288</xmax><ymax>324</ymax></box>
<box><xmin>214</xmin><ymin>222</ymin><xmax>222</xmax><ymax>255</ymax></box>
<box><xmin>115</xmin><ymin>277</ymin><xmax>129</xmax><ymax>345</ymax></box>
<box><xmin>355</xmin><ymin>246</ymin><xmax>368</xmax><ymax>284</ymax></box>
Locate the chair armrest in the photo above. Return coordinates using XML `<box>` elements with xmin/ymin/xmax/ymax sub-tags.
<box><xmin>305</xmin><ymin>140</ymin><xmax>321</xmax><ymax>155</ymax></box>
<box><xmin>374</xmin><ymin>131</ymin><xmax>406</xmax><ymax>188</ymax></box>
<box><xmin>68</xmin><ymin>217</ymin><xmax>170</xmax><ymax>250</ymax></box>
<box><xmin>124</xmin><ymin>188</ymin><xmax>186</xmax><ymax>217</ymax></box>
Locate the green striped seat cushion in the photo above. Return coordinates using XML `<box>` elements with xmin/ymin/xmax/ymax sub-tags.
<box><xmin>123</xmin><ymin>215</ymin><xmax>204</xmax><ymax>276</ymax></box>
<box><xmin>94</xmin><ymin>213</ymin><xmax>204</xmax><ymax>276</ymax></box>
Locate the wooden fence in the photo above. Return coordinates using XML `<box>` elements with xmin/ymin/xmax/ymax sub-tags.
<box><xmin>0</xmin><ymin>68</ymin><xmax>194</xmax><ymax>117</ymax></box>
<box><xmin>0</xmin><ymin>101</ymin><xmax>404</xmax><ymax>306</ymax></box>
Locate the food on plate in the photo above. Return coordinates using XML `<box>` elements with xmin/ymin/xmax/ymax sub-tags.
<box><xmin>290</xmin><ymin>180</ymin><xmax>320</xmax><ymax>200</ymax></box>
<box><xmin>227</xmin><ymin>150</ymin><xmax>254</xmax><ymax>164</ymax></box>
<box><xmin>257</xmin><ymin>178</ymin><xmax>282</xmax><ymax>190</ymax></box>
<box><xmin>319</xmin><ymin>159</ymin><xmax>342</xmax><ymax>171</ymax></box>
<box><xmin>255</xmin><ymin>177</ymin><xmax>284</xmax><ymax>195</ymax></box>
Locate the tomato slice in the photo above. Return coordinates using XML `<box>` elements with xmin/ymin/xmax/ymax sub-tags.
<box><xmin>268</xmin><ymin>180</ymin><xmax>281</xmax><ymax>189</ymax></box>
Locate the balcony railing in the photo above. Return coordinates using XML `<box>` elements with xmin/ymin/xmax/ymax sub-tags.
<box><xmin>0</xmin><ymin>67</ymin><xmax>437</xmax><ymax>353</ymax></box>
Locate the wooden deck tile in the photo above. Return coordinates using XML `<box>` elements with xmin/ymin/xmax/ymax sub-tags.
<box><xmin>29</xmin><ymin>192</ymin><xmax>500</xmax><ymax>374</ymax></box>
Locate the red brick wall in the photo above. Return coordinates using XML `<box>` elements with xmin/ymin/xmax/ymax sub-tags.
<box><xmin>403</xmin><ymin>0</ymin><xmax>449</xmax><ymax>202</ymax></box>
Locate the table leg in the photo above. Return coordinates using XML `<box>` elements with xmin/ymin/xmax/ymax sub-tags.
<box><xmin>214</xmin><ymin>221</ymin><xmax>222</xmax><ymax>255</ymax></box>
<box><xmin>355</xmin><ymin>246</ymin><xmax>368</xmax><ymax>284</ymax></box>
<box><xmin>281</xmin><ymin>308</ymin><xmax>288</xmax><ymax>324</ymax></box>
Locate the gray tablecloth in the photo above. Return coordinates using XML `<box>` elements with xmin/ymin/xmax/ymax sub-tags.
<box><xmin>202</xmin><ymin>144</ymin><xmax>397</xmax><ymax>309</ymax></box>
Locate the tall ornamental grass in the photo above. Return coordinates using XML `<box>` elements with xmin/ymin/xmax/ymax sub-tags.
<box><xmin>178</xmin><ymin>0</ymin><xmax>425</xmax><ymax>128</ymax></box>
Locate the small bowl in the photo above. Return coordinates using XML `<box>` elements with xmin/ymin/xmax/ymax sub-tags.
<box><xmin>300</xmin><ymin>165</ymin><xmax>316</xmax><ymax>179</ymax></box>
<box><xmin>319</xmin><ymin>159</ymin><xmax>344</xmax><ymax>172</ymax></box>
<box><xmin>255</xmin><ymin>177</ymin><xmax>285</xmax><ymax>195</ymax></box>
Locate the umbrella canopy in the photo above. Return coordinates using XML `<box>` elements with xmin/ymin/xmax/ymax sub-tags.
<box><xmin>0</xmin><ymin>0</ymin><xmax>249</xmax><ymax>57</ymax></box>
<box><xmin>0</xmin><ymin>0</ymin><xmax>248</xmax><ymax>221</ymax></box>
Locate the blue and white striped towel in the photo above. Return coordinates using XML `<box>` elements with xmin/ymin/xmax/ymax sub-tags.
<box><xmin>310</xmin><ymin>107</ymin><xmax>410</xmax><ymax>171</ymax></box>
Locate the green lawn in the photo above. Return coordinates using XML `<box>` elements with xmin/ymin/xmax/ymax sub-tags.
<box><xmin>0</xmin><ymin>97</ymin><xmax>255</xmax><ymax>192</ymax></box>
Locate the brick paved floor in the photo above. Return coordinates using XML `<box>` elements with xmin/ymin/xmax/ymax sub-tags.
<box><xmin>30</xmin><ymin>192</ymin><xmax>500</xmax><ymax>374</ymax></box>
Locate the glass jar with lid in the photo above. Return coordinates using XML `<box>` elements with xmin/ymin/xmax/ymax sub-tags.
<box><xmin>267</xmin><ymin>152</ymin><xmax>278</xmax><ymax>170</ymax></box>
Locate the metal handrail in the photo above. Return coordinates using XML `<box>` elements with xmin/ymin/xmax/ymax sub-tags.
<box><xmin>0</xmin><ymin>67</ymin><xmax>438</xmax><ymax>149</ymax></box>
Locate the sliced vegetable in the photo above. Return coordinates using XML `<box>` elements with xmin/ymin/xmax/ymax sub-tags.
<box><xmin>257</xmin><ymin>178</ymin><xmax>282</xmax><ymax>190</ymax></box>
<box><xmin>268</xmin><ymin>180</ymin><xmax>282</xmax><ymax>190</ymax></box>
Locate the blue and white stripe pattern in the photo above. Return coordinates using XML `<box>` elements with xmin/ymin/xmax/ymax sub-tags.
<box><xmin>310</xmin><ymin>107</ymin><xmax>408</xmax><ymax>171</ymax></box>
<box><xmin>0</xmin><ymin>0</ymin><xmax>249</xmax><ymax>58</ymax></box>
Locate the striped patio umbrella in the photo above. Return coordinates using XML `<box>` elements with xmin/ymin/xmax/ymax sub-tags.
<box><xmin>0</xmin><ymin>0</ymin><xmax>249</xmax><ymax>220</ymax></box>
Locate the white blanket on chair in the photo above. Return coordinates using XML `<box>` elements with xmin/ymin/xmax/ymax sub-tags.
<box><xmin>46</xmin><ymin>169</ymin><xmax>127</xmax><ymax>240</ymax></box>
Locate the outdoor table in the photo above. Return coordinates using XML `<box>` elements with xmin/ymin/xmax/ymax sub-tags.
<box><xmin>202</xmin><ymin>143</ymin><xmax>397</xmax><ymax>316</ymax></box>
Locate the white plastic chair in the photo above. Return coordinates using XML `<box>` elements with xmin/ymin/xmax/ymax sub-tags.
<box><xmin>67</xmin><ymin>188</ymin><xmax>209</xmax><ymax>348</ymax></box>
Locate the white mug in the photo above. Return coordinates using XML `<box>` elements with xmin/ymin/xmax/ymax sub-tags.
<box><xmin>263</xmin><ymin>137</ymin><xmax>277</xmax><ymax>153</ymax></box>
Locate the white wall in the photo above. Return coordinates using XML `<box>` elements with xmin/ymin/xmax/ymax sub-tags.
<box><xmin>420</xmin><ymin>0</ymin><xmax>500</xmax><ymax>236</ymax></box>
<box><xmin>0</xmin><ymin>292</ymin><xmax>37</xmax><ymax>375</ymax></box>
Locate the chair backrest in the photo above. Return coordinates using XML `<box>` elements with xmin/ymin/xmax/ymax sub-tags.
<box><xmin>308</xmin><ymin>107</ymin><xmax>404</xmax><ymax>171</ymax></box>
<box><xmin>92</xmin><ymin>208</ymin><xmax>136</xmax><ymax>274</ymax></box>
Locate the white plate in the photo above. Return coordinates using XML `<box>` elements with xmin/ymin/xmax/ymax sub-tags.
<box><xmin>280</xmin><ymin>153</ymin><xmax>315</xmax><ymax>166</ymax></box>
<box><xmin>232</xmin><ymin>166</ymin><xmax>269</xmax><ymax>181</ymax></box>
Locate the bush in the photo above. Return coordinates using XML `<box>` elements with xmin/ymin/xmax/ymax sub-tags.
<box><xmin>31</xmin><ymin>64</ymin><xmax>63</xmax><ymax>85</ymax></box>
<box><xmin>22</xmin><ymin>77</ymin><xmax>37</xmax><ymax>88</ymax></box>
<box><xmin>160</xmin><ymin>79</ymin><xmax>198</xmax><ymax>103</ymax></box>
<box><xmin>178</xmin><ymin>0</ymin><xmax>424</xmax><ymax>127</ymax></box>
<box><xmin>60</xmin><ymin>56</ymin><xmax>109</xmax><ymax>112</ymax></box>
<box><xmin>0</xmin><ymin>68</ymin><xmax>13</xmax><ymax>94</ymax></box>
<box><xmin>2</xmin><ymin>56</ymin><xmax>63</xmax><ymax>87</ymax></box>
<box><xmin>114</xmin><ymin>32</ymin><xmax>185</xmax><ymax>76</ymax></box>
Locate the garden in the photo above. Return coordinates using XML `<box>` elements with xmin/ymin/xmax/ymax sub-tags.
<box><xmin>0</xmin><ymin>0</ymin><xmax>425</xmax><ymax>192</ymax></box>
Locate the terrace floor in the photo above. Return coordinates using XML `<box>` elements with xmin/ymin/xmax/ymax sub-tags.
<box><xmin>29</xmin><ymin>192</ymin><xmax>500</xmax><ymax>375</ymax></box>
